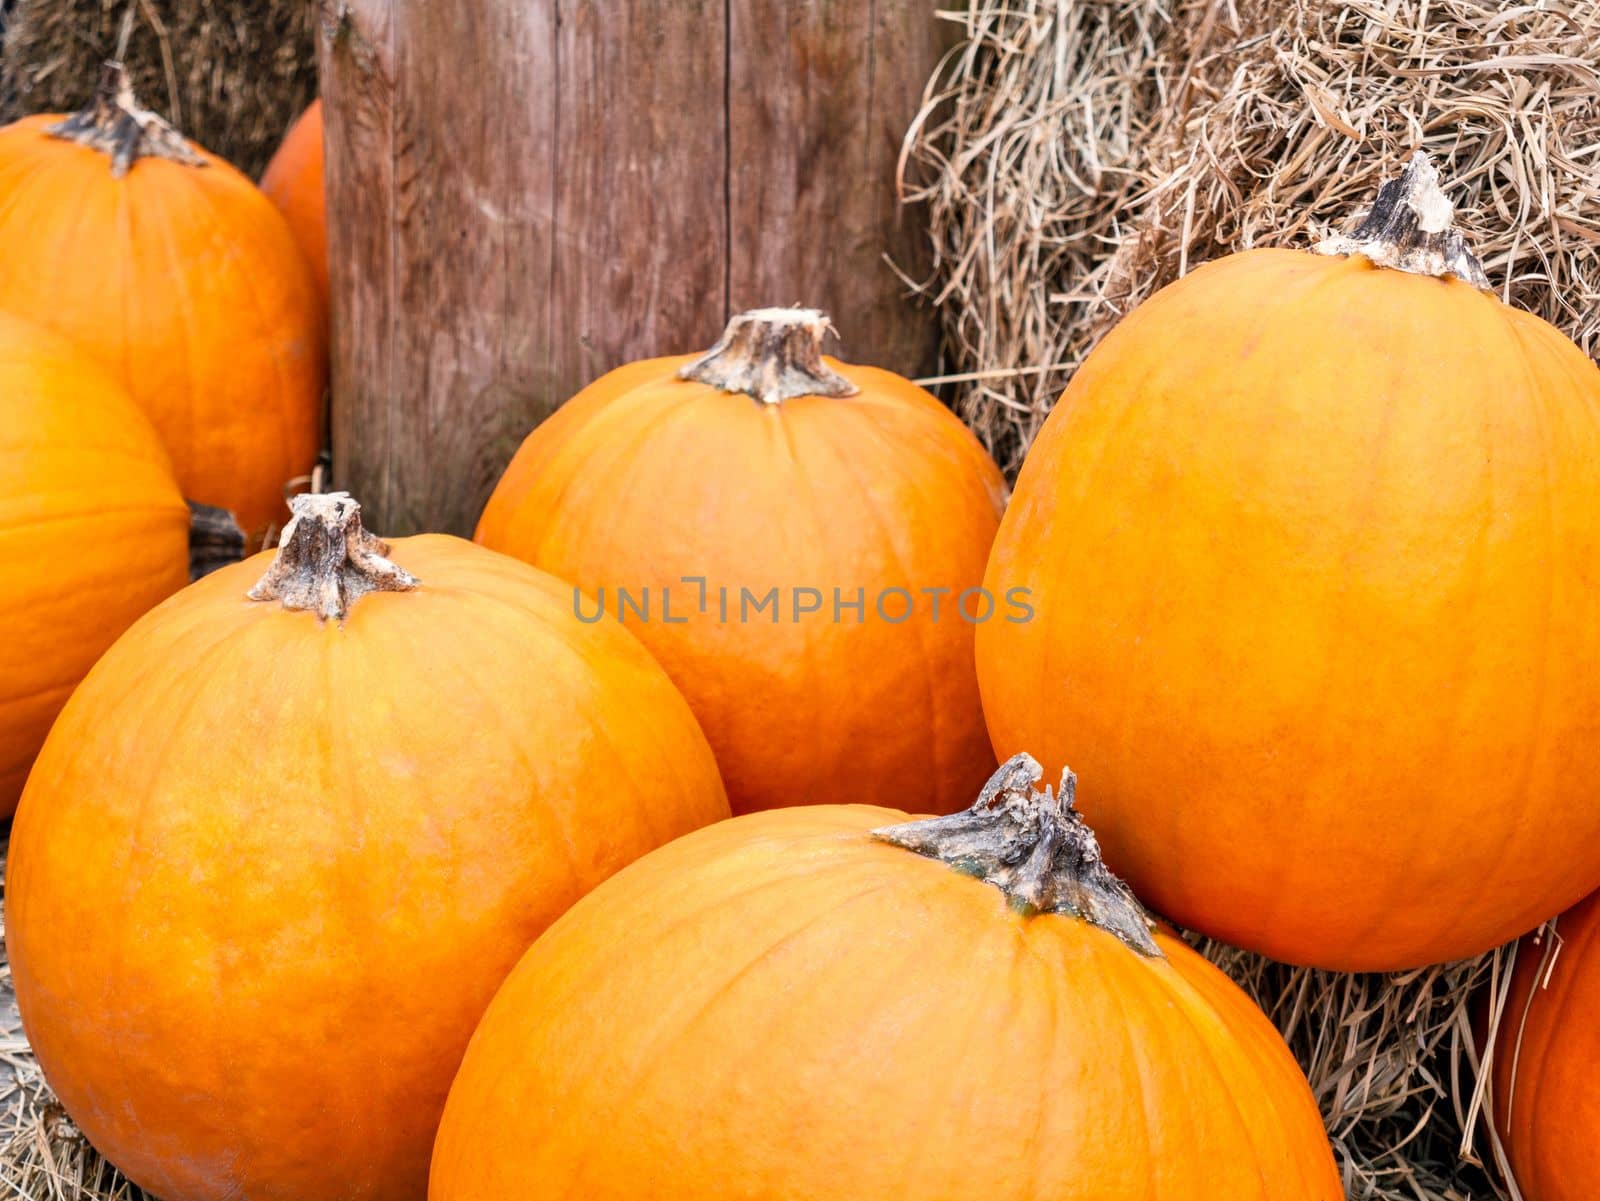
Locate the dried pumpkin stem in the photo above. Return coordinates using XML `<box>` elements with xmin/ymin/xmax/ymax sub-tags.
<box><xmin>247</xmin><ymin>492</ymin><xmax>417</xmax><ymax>623</ymax></box>
<box><xmin>47</xmin><ymin>61</ymin><xmax>206</xmax><ymax>178</ymax></box>
<box><xmin>188</xmin><ymin>500</ymin><xmax>244</xmax><ymax>582</ymax></box>
<box><xmin>1315</xmin><ymin>152</ymin><xmax>1489</xmax><ymax>289</ymax></box>
<box><xmin>678</xmin><ymin>308</ymin><xmax>860</xmax><ymax>405</ymax></box>
<box><xmin>874</xmin><ymin>753</ymin><xmax>1162</xmax><ymax>957</ymax></box>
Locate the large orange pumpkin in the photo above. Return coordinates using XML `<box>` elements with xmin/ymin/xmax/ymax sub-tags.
<box><xmin>432</xmin><ymin>753</ymin><xmax>1342</xmax><ymax>1200</ymax></box>
<box><xmin>6</xmin><ymin>493</ymin><xmax>728</xmax><ymax>1201</ymax></box>
<box><xmin>0</xmin><ymin>64</ymin><xmax>325</xmax><ymax>541</ymax></box>
<box><xmin>976</xmin><ymin>154</ymin><xmax>1600</xmax><ymax>970</ymax></box>
<box><xmin>1492</xmin><ymin>891</ymin><xmax>1600</xmax><ymax>1201</ymax></box>
<box><xmin>260</xmin><ymin>99</ymin><xmax>327</xmax><ymax>308</ymax></box>
<box><xmin>0</xmin><ymin>312</ymin><xmax>189</xmax><ymax>814</ymax></box>
<box><xmin>478</xmin><ymin>307</ymin><xmax>1007</xmax><ymax>815</ymax></box>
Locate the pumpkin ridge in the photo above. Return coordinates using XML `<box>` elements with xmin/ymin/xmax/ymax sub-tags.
<box><xmin>1476</xmin><ymin>300</ymin><xmax>1560</xmax><ymax>933</ymax></box>
<box><xmin>0</xmin><ymin>681</ymin><xmax>77</xmax><ymax>720</ymax></box>
<box><xmin>875</xmin><ymin>753</ymin><xmax>1161</xmax><ymax>955</ymax></box>
<box><xmin>179</xmin><ymin>162</ymin><xmax>306</xmax><ymax>499</ymax></box>
<box><xmin>140</xmin><ymin>167</ymin><xmax>203</xmax><ymax>481</ymax></box>
<box><xmin>421</xmin><ymin>602</ymin><xmax>609</xmax><ymax>881</ymax></box>
<box><xmin>0</xmin><ymin>141</ymin><xmax>42</xmax><ymax>228</ymax></box>
<box><xmin>679</xmin><ymin>308</ymin><xmax>859</xmax><ymax>405</ymax></box>
<box><xmin>1096</xmin><ymin>949</ymin><xmax>1173</xmax><ymax>1199</ymax></box>
<box><xmin>542</xmin><ymin>381</ymin><xmax>716</xmax><ymax>571</ymax></box>
<box><xmin>536</xmin><ymin>873</ymin><xmax>913</xmax><ymax>1184</ymax></box>
<box><xmin>47</xmin><ymin>61</ymin><xmax>207</xmax><ymax>178</ymax></box>
<box><xmin>84</xmin><ymin>608</ymin><xmax>266</xmax><ymax>1126</ymax></box>
<box><xmin>803</xmin><ymin>405</ymin><xmax>951</xmax><ymax>804</ymax></box>
<box><xmin>1150</xmin><ymin>960</ymin><xmax>1281</xmax><ymax>1198</ymax></box>
<box><xmin>0</xmin><ymin>501</ymin><xmax>188</xmax><ymax>538</ymax></box>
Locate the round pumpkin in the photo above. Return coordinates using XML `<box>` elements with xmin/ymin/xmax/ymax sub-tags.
<box><xmin>0</xmin><ymin>312</ymin><xmax>189</xmax><ymax>814</ymax></box>
<box><xmin>261</xmin><ymin>100</ymin><xmax>327</xmax><ymax>309</ymax></box>
<box><xmin>976</xmin><ymin>153</ymin><xmax>1600</xmax><ymax>970</ymax></box>
<box><xmin>6</xmin><ymin>493</ymin><xmax>728</xmax><ymax>1201</ymax></box>
<box><xmin>0</xmin><ymin>64</ymin><xmax>325</xmax><ymax>541</ymax></box>
<box><xmin>477</xmin><ymin>307</ymin><xmax>1007</xmax><ymax>816</ymax></box>
<box><xmin>1492</xmin><ymin>891</ymin><xmax>1600</xmax><ymax>1201</ymax></box>
<box><xmin>432</xmin><ymin>753</ymin><xmax>1342</xmax><ymax>1200</ymax></box>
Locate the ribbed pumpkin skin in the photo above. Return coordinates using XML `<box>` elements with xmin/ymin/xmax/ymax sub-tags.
<box><xmin>478</xmin><ymin>356</ymin><xmax>1007</xmax><ymax>816</ymax></box>
<box><xmin>0</xmin><ymin>314</ymin><xmax>189</xmax><ymax>813</ymax></box>
<box><xmin>0</xmin><ymin>115</ymin><xmax>325</xmax><ymax>540</ymax></box>
<box><xmin>260</xmin><ymin>100</ymin><xmax>327</xmax><ymax>308</ymax></box>
<box><xmin>977</xmin><ymin>247</ymin><xmax>1600</xmax><ymax>971</ymax></box>
<box><xmin>1493</xmin><ymin>891</ymin><xmax>1600</xmax><ymax>1201</ymax></box>
<box><xmin>6</xmin><ymin>537</ymin><xmax>729</xmax><ymax>1201</ymax></box>
<box><xmin>431</xmin><ymin>806</ymin><xmax>1342</xmax><ymax>1201</ymax></box>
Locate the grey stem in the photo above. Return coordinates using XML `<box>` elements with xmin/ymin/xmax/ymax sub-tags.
<box><xmin>873</xmin><ymin>753</ymin><xmax>1162</xmax><ymax>957</ymax></box>
<box><xmin>678</xmin><ymin>308</ymin><xmax>860</xmax><ymax>405</ymax></box>
<box><xmin>1314</xmin><ymin>151</ymin><xmax>1489</xmax><ymax>289</ymax></box>
<box><xmin>47</xmin><ymin>61</ymin><xmax>206</xmax><ymax>179</ymax></box>
<box><xmin>247</xmin><ymin>492</ymin><xmax>418</xmax><ymax>623</ymax></box>
<box><xmin>187</xmin><ymin>500</ymin><xmax>244</xmax><ymax>582</ymax></box>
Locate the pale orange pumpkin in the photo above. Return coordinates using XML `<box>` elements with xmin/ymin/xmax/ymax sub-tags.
<box><xmin>6</xmin><ymin>493</ymin><xmax>728</xmax><ymax>1201</ymax></box>
<box><xmin>432</xmin><ymin>753</ymin><xmax>1342</xmax><ymax>1201</ymax></box>
<box><xmin>0</xmin><ymin>312</ymin><xmax>189</xmax><ymax>814</ymax></box>
<box><xmin>260</xmin><ymin>100</ymin><xmax>327</xmax><ymax>308</ymax></box>
<box><xmin>478</xmin><ymin>308</ymin><xmax>1008</xmax><ymax>816</ymax></box>
<box><xmin>1492</xmin><ymin>891</ymin><xmax>1600</xmax><ymax>1201</ymax></box>
<box><xmin>977</xmin><ymin>154</ymin><xmax>1600</xmax><ymax>970</ymax></box>
<box><xmin>0</xmin><ymin>64</ymin><xmax>325</xmax><ymax>541</ymax></box>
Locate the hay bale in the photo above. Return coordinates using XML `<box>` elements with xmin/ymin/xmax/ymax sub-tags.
<box><xmin>0</xmin><ymin>0</ymin><xmax>317</xmax><ymax>177</ymax></box>
<box><xmin>902</xmin><ymin>0</ymin><xmax>1600</xmax><ymax>475</ymax></box>
<box><xmin>900</xmin><ymin>3</ymin><xmax>1600</xmax><ymax>1197</ymax></box>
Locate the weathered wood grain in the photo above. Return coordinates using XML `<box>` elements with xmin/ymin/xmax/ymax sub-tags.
<box><xmin>321</xmin><ymin>0</ymin><xmax>947</xmax><ymax>537</ymax></box>
<box><xmin>727</xmin><ymin>0</ymin><xmax>948</xmax><ymax>372</ymax></box>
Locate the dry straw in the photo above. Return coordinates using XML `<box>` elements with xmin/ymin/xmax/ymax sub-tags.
<box><xmin>901</xmin><ymin>0</ymin><xmax>1600</xmax><ymax>474</ymax></box>
<box><xmin>901</xmin><ymin>2</ymin><xmax>1600</xmax><ymax>1197</ymax></box>
<box><xmin>0</xmin><ymin>0</ymin><xmax>318</xmax><ymax>177</ymax></box>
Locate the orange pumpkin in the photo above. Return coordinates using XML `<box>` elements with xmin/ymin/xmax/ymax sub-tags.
<box><xmin>432</xmin><ymin>753</ymin><xmax>1342</xmax><ymax>1200</ymax></box>
<box><xmin>0</xmin><ymin>64</ymin><xmax>325</xmax><ymax>541</ymax></box>
<box><xmin>261</xmin><ymin>100</ymin><xmax>327</xmax><ymax>309</ymax></box>
<box><xmin>976</xmin><ymin>154</ymin><xmax>1600</xmax><ymax>970</ymax></box>
<box><xmin>6</xmin><ymin>493</ymin><xmax>728</xmax><ymax>1201</ymax></box>
<box><xmin>478</xmin><ymin>308</ymin><xmax>1007</xmax><ymax>816</ymax></box>
<box><xmin>0</xmin><ymin>312</ymin><xmax>189</xmax><ymax>814</ymax></box>
<box><xmin>1492</xmin><ymin>892</ymin><xmax>1600</xmax><ymax>1201</ymax></box>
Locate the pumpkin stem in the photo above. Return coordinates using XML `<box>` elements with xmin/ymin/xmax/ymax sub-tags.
<box><xmin>247</xmin><ymin>492</ymin><xmax>418</xmax><ymax>623</ymax></box>
<box><xmin>1314</xmin><ymin>152</ymin><xmax>1489</xmax><ymax>289</ymax></box>
<box><xmin>873</xmin><ymin>753</ymin><xmax>1162</xmax><ymax>957</ymax></box>
<box><xmin>678</xmin><ymin>308</ymin><xmax>860</xmax><ymax>405</ymax></box>
<box><xmin>47</xmin><ymin>61</ymin><xmax>207</xmax><ymax>179</ymax></box>
<box><xmin>188</xmin><ymin>500</ymin><xmax>245</xmax><ymax>582</ymax></box>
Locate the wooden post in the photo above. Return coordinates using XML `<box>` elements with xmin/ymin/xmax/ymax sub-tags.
<box><xmin>319</xmin><ymin>1</ymin><xmax>948</xmax><ymax>537</ymax></box>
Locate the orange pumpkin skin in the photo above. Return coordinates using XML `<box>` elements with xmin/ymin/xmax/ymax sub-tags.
<box><xmin>431</xmin><ymin>803</ymin><xmax>1342</xmax><ymax>1201</ymax></box>
<box><xmin>260</xmin><ymin>100</ymin><xmax>327</xmax><ymax>308</ymax></box>
<box><xmin>977</xmin><ymin>246</ymin><xmax>1600</xmax><ymax>971</ymax></box>
<box><xmin>1493</xmin><ymin>892</ymin><xmax>1600</xmax><ymax>1201</ymax></box>
<box><xmin>0</xmin><ymin>313</ymin><xmax>189</xmax><ymax>814</ymax></box>
<box><xmin>6</xmin><ymin>520</ymin><xmax>728</xmax><ymax>1201</ymax></box>
<box><xmin>478</xmin><ymin>316</ymin><xmax>1007</xmax><ymax>816</ymax></box>
<box><xmin>0</xmin><ymin>111</ymin><xmax>324</xmax><ymax>540</ymax></box>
